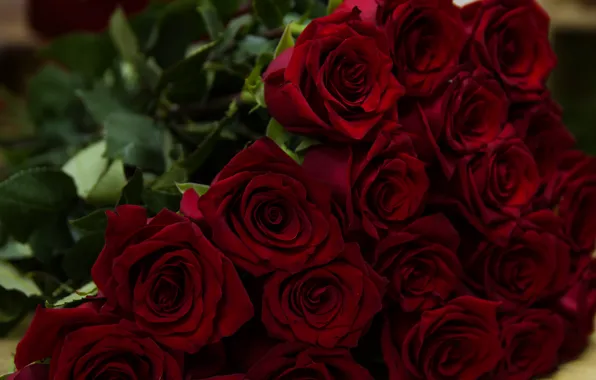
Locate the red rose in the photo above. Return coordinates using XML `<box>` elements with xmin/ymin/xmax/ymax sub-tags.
<box><xmin>496</xmin><ymin>309</ymin><xmax>565</xmax><ymax>380</ymax></box>
<box><xmin>432</xmin><ymin>126</ymin><xmax>539</xmax><ymax>243</ymax></box>
<box><xmin>244</xmin><ymin>343</ymin><xmax>374</xmax><ymax>380</ymax></box>
<box><xmin>374</xmin><ymin>214</ymin><xmax>462</xmax><ymax>312</ymax></box>
<box><xmin>91</xmin><ymin>205</ymin><xmax>253</xmax><ymax>353</ymax></box>
<box><xmin>511</xmin><ymin>96</ymin><xmax>575</xmax><ymax>181</ymax></box>
<box><xmin>262</xmin><ymin>244</ymin><xmax>386</xmax><ymax>348</ymax></box>
<box><xmin>185</xmin><ymin>138</ymin><xmax>344</xmax><ymax>276</ymax></box>
<box><xmin>28</xmin><ymin>0</ymin><xmax>149</xmax><ymax>38</ymax></box>
<box><xmin>377</xmin><ymin>0</ymin><xmax>466</xmax><ymax>96</ymax></box>
<box><xmin>400</xmin><ymin>66</ymin><xmax>508</xmax><ymax>177</ymax></box>
<box><xmin>543</xmin><ymin>151</ymin><xmax>596</xmax><ymax>253</ymax></box>
<box><xmin>14</xmin><ymin>306</ymin><xmax>182</xmax><ymax>379</ymax></box>
<box><xmin>335</xmin><ymin>0</ymin><xmax>378</xmax><ymax>21</ymax></box>
<box><xmin>263</xmin><ymin>8</ymin><xmax>403</xmax><ymax>142</ymax></box>
<box><xmin>462</xmin><ymin>211</ymin><xmax>570</xmax><ymax>311</ymax></box>
<box><xmin>303</xmin><ymin>130</ymin><xmax>428</xmax><ymax>242</ymax></box>
<box><xmin>382</xmin><ymin>296</ymin><xmax>502</xmax><ymax>380</ymax></box>
<box><xmin>552</xmin><ymin>259</ymin><xmax>596</xmax><ymax>362</ymax></box>
<box><xmin>463</xmin><ymin>0</ymin><xmax>556</xmax><ymax>102</ymax></box>
<box><xmin>7</xmin><ymin>364</ymin><xmax>49</xmax><ymax>380</ymax></box>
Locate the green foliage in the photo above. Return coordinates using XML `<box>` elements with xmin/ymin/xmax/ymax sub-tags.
<box><xmin>176</xmin><ymin>182</ymin><xmax>210</xmax><ymax>195</ymax></box>
<box><xmin>253</xmin><ymin>0</ymin><xmax>293</xmax><ymax>29</ymax></box>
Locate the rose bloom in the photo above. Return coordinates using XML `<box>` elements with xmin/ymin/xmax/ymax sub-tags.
<box><xmin>28</xmin><ymin>0</ymin><xmax>150</xmax><ymax>38</ymax></box>
<box><xmin>6</xmin><ymin>364</ymin><xmax>49</xmax><ymax>380</ymax></box>
<box><xmin>496</xmin><ymin>309</ymin><xmax>565</xmax><ymax>380</ymax></box>
<box><xmin>183</xmin><ymin>138</ymin><xmax>344</xmax><ymax>276</ymax></box>
<box><xmin>551</xmin><ymin>259</ymin><xmax>596</xmax><ymax>362</ymax></box>
<box><xmin>14</xmin><ymin>306</ymin><xmax>183</xmax><ymax>379</ymax></box>
<box><xmin>262</xmin><ymin>244</ymin><xmax>386</xmax><ymax>348</ymax></box>
<box><xmin>462</xmin><ymin>210</ymin><xmax>570</xmax><ymax>311</ymax></box>
<box><xmin>91</xmin><ymin>205</ymin><xmax>253</xmax><ymax>353</ymax></box>
<box><xmin>376</xmin><ymin>0</ymin><xmax>466</xmax><ymax>96</ymax></box>
<box><xmin>400</xmin><ymin>66</ymin><xmax>508</xmax><ymax>177</ymax></box>
<box><xmin>510</xmin><ymin>96</ymin><xmax>576</xmax><ymax>181</ymax></box>
<box><xmin>263</xmin><ymin>8</ymin><xmax>403</xmax><ymax>142</ymax></box>
<box><xmin>542</xmin><ymin>151</ymin><xmax>596</xmax><ymax>254</ymax></box>
<box><xmin>303</xmin><ymin>130</ymin><xmax>428</xmax><ymax>242</ymax></box>
<box><xmin>462</xmin><ymin>0</ymin><xmax>556</xmax><ymax>102</ymax></box>
<box><xmin>431</xmin><ymin>126</ymin><xmax>539</xmax><ymax>243</ymax></box>
<box><xmin>383</xmin><ymin>296</ymin><xmax>503</xmax><ymax>380</ymax></box>
<box><xmin>375</xmin><ymin>214</ymin><xmax>462</xmax><ymax>312</ymax></box>
<box><xmin>207</xmin><ymin>343</ymin><xmax>374</xmax><ymax>380</ymax></box>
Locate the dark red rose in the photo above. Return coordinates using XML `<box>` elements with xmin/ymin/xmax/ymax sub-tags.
<box><xmin>496</xmin><ymin>309</ymin><xmax>564</xmax><ymax>380</ymax></box>
<box><xmin>185</xmin><ymin>138</ymin><xmax>344</xmax><ymax>276</ymax></box>
<box><xmin>383</xmin><ymin>296</ymin><xmax>502</xmax><ymax>380</ymax></box>
<box><xmin>542</xmin><ymin>151</ymin><xmax>596</xmax><ymax>253</ymax></box>
<box><xmin>244</xmin><ymin>343</ymin><xmax>374</xmax><ymax>380</ymax></box>
<box><xmin>7</xmin><ymin>364</ymin><xmax>49</xmax><ymax>380</ymax></box>
<box><xmin>463</xmin><ymin>0</ymin><xmax>556</xmax><ymax>102</ymax></box>
<box><xmin>91</xmin><ymin>205</ymin><xmax>253</xmax><ymax>353</ymax></box>
<box><xmin>432</xmin><ymin>126</ymin><xmax>539</xmax><ymax>243</ymax></box>
<box><xmin>374</xmin><ymin>214</ymin><xmax>462</xmax><ymax>312</ymax></box>
<box><xmin>184</xmin><ymin>343</ymin><xmax>227</xmax><ymax>380</ymax></box>
<box><xmin>335</xmin><ymin>0</ymin><xmax>378</xmax><ymax>20</ymax></box>
<box><xmin>510</xmin><ymin>97</ymin><xmax>575</xmax><ymax>180</ymax></box>
<box><xmin>262</xmin><ymin>243</ymin><xmax>386</xmax><ymax>348</ymax></box>
<box><xmin>376</xmin><ymin>0</ymin><xmax>466</xmax><ymax>96</ymax></box>
<box><xmin>263</xmin><ymin>8</ymin><xmax>403</xmax><ymax>142</ymax></box>
<box><xmin>14</xmin><ymin>306</ymin><xmax>182</xmax><ymax>379</ymax></box>
<box><xmin>28</xmin><ymin>0</ymin><xmax>149</xmax><ymax>38</ymax></box>
<box><xmin>462</xmin><ymin>210</ymin><xmax>570</xmax><ymax>311</ymax></box>
<box><xmin>303</xmin><ymin>130</ymin><xmax>428</xmax><ymax>241</ymax></box>
<box><xmin>551</xmin><ymin>259</ymin><xmax>596</xmax><ymax>362</ymax></box>
<box><xmin>400</xmin><ymin>66</ymin><xmax>508</xmax><ymax>177</ymax></box>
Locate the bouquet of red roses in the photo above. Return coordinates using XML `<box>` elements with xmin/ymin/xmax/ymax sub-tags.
<box><xmin>3</xmin><ymin>0</ymin><xmax>596</xmax><ymax>379</ymax></box>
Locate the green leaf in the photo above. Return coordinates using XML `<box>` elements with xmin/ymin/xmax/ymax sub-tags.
<box><xmin>119</xmin><ymin>169</ymin><xmax>145</xmax><ymax>205</ymax></box>
<box><xmin>41</xmin><ymin>33</ymin><xmax>116</xmax><ymax>80</ymax></box>
<box><xmin>266</xmin><ymin>118</ymin><xmax>290</xmax><ymax>146</ymax></box>
<box><xmin>109</xmin><ymin>8</ymin><xmax>141</xmax><ymax>63</ymax></box>
<box><xmin>87</xmin><ymin>160</ymin><xmax>128</xmax><ymax>206</ymax></box>
<box><xmin>0</xmin><ymin>287</ymin><xmax>29</xmax><ymax>325</ymax></box>
<box><xmin>158</xmin><ymin>40</ymin><xmax>219</xmax><ymax>93</ymax></box>
<box><xmin>253</xmin><ymin>0</ymin><xmax>292</xmax><ymax>29</ymax></box>
<box><xmin>295</xmin><ymin>137</ymin><xmax>321</xmax><ymax>152</ymax></box>
<box><xmin>215</xmin><ymin>14</ymin><xmax>254</xmax><ymax>56</ymax></box>
<box><xmin>176</xmin><ymin>182</ymin><xmax>210</xmax><ymax>195</ymax></box>
<box><xmin>77</xmin><ymin>85</ymin><xmax>129</xmax><ymax>125</ymax></box>
<box><xmin>0</xmin><ymin>168</ymin><xmax>78</xmax><ymax>241</ymax></box>
<box><xmin>152</xmin><ymin>164</ymin><xmax>187</xmax><ymax>191</ymax></box>
<box><xmin>48</xmin><ymin>282</ymin><xmax>98</xmax><ymax>308</ymax></box>
<box><xmin>70</xmin><ymin>209</ymin><xmax>109</xmax><ymax>233</ymax></box>
<box><xmin>242</xmin><ymin>52</ymin><xmax>273</xmax><ymax>110</ymax></box>
<box><xmin>0</xmin><ymin>261</ymin><xmax>41</xmax><ymax>297</ymax></box>
<box><xmin>197</xmin><ymin>0</ymin><xmax>225</xmax><ymax>40</ymax></box>
<box><xmin>0</xmin><ymin>240</ymin><xmax>33</xmax><ymax>261</ymax></box>
<box><xmin>62</xmin><ymin>232</ymin><xmax>105</xmax><ymax>282</ymax></box>
<box><xmin>143</xmin><ymin>188</ymin><xmax>182</xmax><ymax>214</ymax></box>
<box><xmin>182</xmin><ymin>100</ymin><xmax>238</xmax><ymax>173</ymax></box>
<box><xmin>29</xmin><ymin>218</ymin><xmax>74</xmax><ymax>263</ymax></box>
<box><xmin>275</xmin><ymin>23</ymin><xmax>296</xmax><ymax>58</ymax></box>
<box><xmin>104</xmin><ymin>113</ymin><xmax>166</xmax><ymax>173</ymax></box>
<box><xmin>27</xmin><ymin>65</ymin><xmax>83</xmax><ymax>123</ymax></box>
<box><xmin>327</xmin><ymin>0</ymin><xmax>343</xmax><ymax>14</ymax></box>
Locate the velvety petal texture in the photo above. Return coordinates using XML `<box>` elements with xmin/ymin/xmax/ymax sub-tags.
<box><xmin>91</xmin><ymin>205</ymin><xmax>253</xmax><ymax>353</ymax></box>
<box><xmin>190</xmin><ymin>137</ymin><xmax>344</xmax><ymax>276</ymax></box>
<box><xmin>263</xmin><ymin>7</ymin><xmax>403</xmax><ymax>142</ymax></box>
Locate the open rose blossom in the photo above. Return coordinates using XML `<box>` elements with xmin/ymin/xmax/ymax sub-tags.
<box><xmin>28</xmin><ymin>0</ymin><xmax>149</xmax><ymax>38</ymax></box>
<box><xmin>462</xmin><ymin>210</ymin><xmax>570</xmax><ymax>311</ymax></box>
<box><xmin>377</xmin><ymin>0</ymin><xmax>466</xmax><ymax>96</ymax></box>
<box><xmin>263</xmin><ymin>7</ymin><xmax>403</xmax><ymax>142</ymax></box>
<box><xmin>91</xmin><ymin>205</ymin><xmax>253</xmax><ymax>353</ymax></box>
<box><xmin>183</xmin><ymin>137</ymin><xmax>344</xmax><ymax>276</ymax></box>
<box><xmin>374</xmin><ymin>214</ymin><xmax>462</xmax><ymax>312</ymax></box>
<box><xmin>432</xmin><ymin>126</ymin><xmax>539</xmax><ymax>243</ymax></box>
<box><xmin>400</xmin><ymin>66</ymin><xmax>508</xmax><ymax>177</ymax></box>
<box><xmin>262</xmin><ymin>243</ymin><xmax>386</xmax><ymax>348</ymax></box>
<box><xmin>14</xmin><ymin>306</ymin><xmax>183</xmax><ymax>379</ymax></box>
<box><xmin>462</xmin><ymin>0</ymin><xmax>556</xmax><ymax>102</ymax></box>
<box><xmin>303</xmin><ymin>130</ymin><xmax>428</xmax><ymax>242</ymax></box>
<box><xmin>383</xmin><ymin>296</ymin><xmax>503</xmax><ymax>380</ymax></box>
<box><xmin>496</xmin><ymin>309</ymin><xmax>565</xmax><ymax>380</ymax></box>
